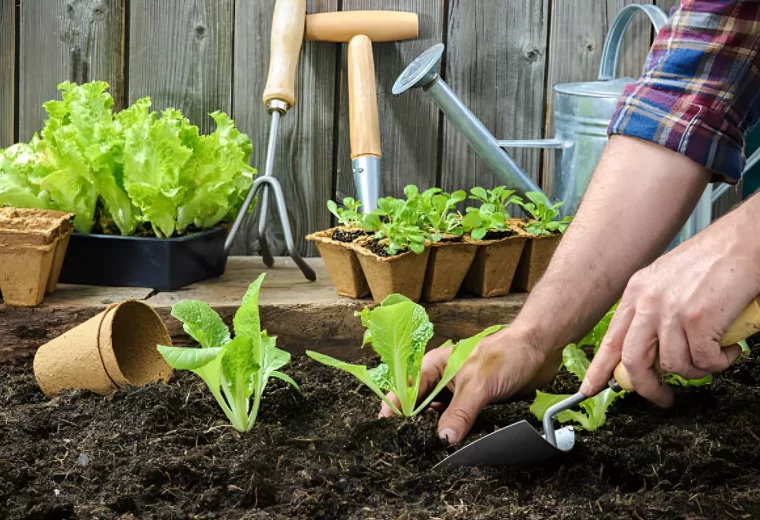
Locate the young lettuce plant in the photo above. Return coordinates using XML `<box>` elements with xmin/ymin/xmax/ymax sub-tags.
<box><xmin>306</xmin><ymin>294</ymin><xmax>503</xmax><ymax>416</ymax></box>
<box><xmin>363</xmin><ymin>196</ymin><xmax>427</xmax><ymax>255</ymax></box>
<box><xmin>462</xmin><ymin>186</ymin><xmax>523</xmax><ymax>240</ymax></box>
<box><xmin>417</xmin><ymin>187</ymin><xmax>466</xmax><ymax>241</ymax></box>
<box><xmin>156</xmin><ymin>273</ymin><xmax>298</xmax><ymax>433</ymax></box>
<box><xmin>531</xmin><ymin>304</ymin><xmax>625</xmax><ymax>431</ymax></box>
<box><xmin>327</xmin><ymin>197</ymin><xmax>364</xmax><ymax>228</ymax></box>
<box><xmin>515</xmin><ymin>191</ymin><xmax>573</xmax><ymax>236</ymax></box>
<box><xmin>531</xmin><ymin>301</ymin><xmax>728</xmax><ymax>430</ymax></box>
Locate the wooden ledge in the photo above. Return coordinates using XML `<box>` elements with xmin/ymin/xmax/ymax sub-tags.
<box><xmin>0</xmin><ymin>257</ymin><xmax>528</xmax><ymax>363</ymax></box>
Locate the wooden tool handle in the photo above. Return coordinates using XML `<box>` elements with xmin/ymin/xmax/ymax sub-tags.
<box><xmin>348</xmin><ymin>35</ymin><xmax>381</xmax><ymax>160</ymax></box>
<box><xmin>613</xmin><ymin>297</ymin><xmax>760</xmax><ymax>391</ymax></box>
<box><xmin>305</xmin><ymin>11</ymin><xmax>419</xmax><ymax>42</ymax></box>
<box><xmin>263</xmin><ymin>0</ymin><xmax>306</xmax><ymax>107</ymax></box>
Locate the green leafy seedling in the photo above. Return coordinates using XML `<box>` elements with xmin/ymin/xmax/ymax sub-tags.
<box><xmin>327</xmin><ymin>197</ymin><xmax>364</xmax><ymax>228</ymax></box>
<box><xmin>462</xmin><ymin>186</ymin><xmax>523</xmax><ymax>241</ymax></box>
<box><xmin>417</xmin><ymin>187</ymin><xmax>466</xmax><ymax>241</ymax></box>
<box><xmin>515</xmin><ymin>191</ymin><xmax>573</xmax><ymax>236</ymax></box>
<box><xmin>157</xmin><ymin>273</ymin><xmax>298</xmax><ymax>433</ymax></box>
<box><xmin>306</xmin><ymin>294</ymin><xmax>503</xmax><ymax>416</ymax></box>
<box><xmin>364</xmin><ymin>193</ymin><xmax>428</xmax><ymax>255</ymax></box>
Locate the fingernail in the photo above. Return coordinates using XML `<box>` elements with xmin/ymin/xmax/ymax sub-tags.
<box><xmin>438</xmin><ymin>428</ymin><xmax>456</xmax><ymax>443</ymax></box>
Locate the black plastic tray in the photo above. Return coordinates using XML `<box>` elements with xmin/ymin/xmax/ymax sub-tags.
<box><xmin>59</xmin><ymin>228</ymin><xmax>227</xmax><ymax>291</ymax></box>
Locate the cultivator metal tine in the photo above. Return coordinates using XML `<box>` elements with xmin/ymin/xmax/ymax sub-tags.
<box><xmin>224</xmin><ymin>176</ymin><xmax>316</xmax><ymax>282</ymax></box>
<box><xmin>542</xmin><ymin>392</ymin><xmax>587</xmax><ymax>448</ymax></box>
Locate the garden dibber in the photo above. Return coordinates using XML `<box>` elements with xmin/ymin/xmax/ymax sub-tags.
<box><xmin>434</xmin><ymin>296</ymin><xmax>760</xmax><ymax>470</ymax></box>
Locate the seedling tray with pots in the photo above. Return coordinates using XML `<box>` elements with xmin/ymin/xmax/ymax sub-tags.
<box><xmin>59</xmin><ymin>228</ymin><xmax>227</xmax><ymax>291</ymax></box>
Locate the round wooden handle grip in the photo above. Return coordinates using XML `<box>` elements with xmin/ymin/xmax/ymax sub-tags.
<box><xmin>348</xmin><ymin>35</ymin><xmax>381</xmax><ymax>160</ymax></box>
<box><xmin>263</xmin><ymin>0</ymin><xmax>306</xmax><ymax>107</ymax></box>
<box><xmin>613</xmin><ymin>297</ymin><xmax>760</xmax><ymax>391</ymax></box>
<box><xmin>305</xmin><ymin>11</ymin><xmax>419</xmax><ymax>42</ymax></box>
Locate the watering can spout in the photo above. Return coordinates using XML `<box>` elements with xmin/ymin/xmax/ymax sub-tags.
<box><xmin>392</xmin><ymin>44</ymin><xmax>548</xmax><ymax>200</ymax></box>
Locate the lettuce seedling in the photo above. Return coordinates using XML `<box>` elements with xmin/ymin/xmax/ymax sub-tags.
<box><xmin>531</xmin><ymin>303</ymin><xmax>625</xmax><ymax>431</ymax></box>
<box><xmin>515</xmin><ymin>191</ymin><xmax>573</xmax><ymax>236</ymax></box>
<box><xmin>363</xmin><ymin>195</ymin><xmax>427</xmax><ymax>255</ymax></box>
<box><xmin>416</xmin><ymin>187</ymin><xmax>466</xmax><ymax>241</ymax></box>
<box><xmin>462</xmin><ymin>186</ymin><xmax>523</xmax><ymax>240</ymax></box>
<box><xmin>531</xmin><ymin>343</ymin><xmax>626</xmax><ymax>431</ymax></box>
<box><xmin>327</xmin><ymin>197</ymin><xmax>364</xmax><ymax>228</ymax></box>
<box><xmin>157</xmin><ymin>273</ymin><xmax>297</xmax><ymax>433</ymax></box>
<box><xmin>306</xmin><ymin>294</ymin><xmax>503</xmax><ymax>416</ymax></box>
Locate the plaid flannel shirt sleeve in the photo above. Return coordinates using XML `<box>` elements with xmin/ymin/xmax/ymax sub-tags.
<box><xmin>608</xmin><ymin>1</ymin><xmax>760</xmax><ymax>183</ymax></box>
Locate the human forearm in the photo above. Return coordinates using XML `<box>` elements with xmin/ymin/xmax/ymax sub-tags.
<box><xmin>509</xmin><ymin>135</ymin><xmax>711</xmax><ymax>354</ymax></box>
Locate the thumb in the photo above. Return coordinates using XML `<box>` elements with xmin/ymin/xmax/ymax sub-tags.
<box><xmin>437</xmin><ymin>383</ymin><xmax>489</xmax><ymax>445</ymax></box>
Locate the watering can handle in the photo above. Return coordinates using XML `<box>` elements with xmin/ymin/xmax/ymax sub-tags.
<box><xmin>597</xmin><ymin>4</ymin><xmax>669</xmax><ymax>82</ymax></box>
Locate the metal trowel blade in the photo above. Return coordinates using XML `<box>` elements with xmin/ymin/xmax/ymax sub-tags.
<box><xmin>433</xmin><ymin>420</ymin><xmax>575</xmax><ymax>471</ymax></box>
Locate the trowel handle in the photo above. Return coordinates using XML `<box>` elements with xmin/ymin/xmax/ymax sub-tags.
<box><xmin>348</xmin><ymin>35</ymin><xmax>381</xmax><ymax>160</ymax></box>
<box><xmin>263</xmin><ymin>0</ymin><xmax>306</xmax><ymax>108</ymax></box>
<box><xmin>612</xmin><ymin>297</ymin><xmax>760</xmax><ymax>392</ymax></box>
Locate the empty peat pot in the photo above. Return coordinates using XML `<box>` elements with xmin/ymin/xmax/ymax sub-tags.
<box><xmin>33</xmin><ymin>300</ymin><xmax>173</xmax><ymax>397</ymax></box>
<box><xmin>0</xmin><ymin>208</ymin><xmax>74</xmax><ymax>306</ymax></box>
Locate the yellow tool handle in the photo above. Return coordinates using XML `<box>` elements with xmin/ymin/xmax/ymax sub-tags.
<box><xmin>348</xmin><ymin>35</ymin><xmax>381</xmax><ymax>160</ymax></box>
<box><xmin>305</xmin><ymin>11</ymin><xmax>419</xmax><ymax>42</ymax></box>
<box><xmin>613</xmin><ymin>297</ymin><xmax>760</xmax><ymax>391</ymax></box>
<box><xmin>263</xmin><ymin>0</ymin><xmax>306</xmax><ymax>107</ymax></box>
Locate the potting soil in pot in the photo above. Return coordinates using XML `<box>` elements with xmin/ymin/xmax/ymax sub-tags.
<box><xmin>3</xmin><ymin>334</ymin><xmax>760</xmax><ymax>518</ymax></box>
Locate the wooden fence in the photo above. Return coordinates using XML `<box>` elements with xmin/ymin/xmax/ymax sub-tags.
<box><xmin>0</xmin><ymin>0</ymin><xmax>743</xmax><ymax>256</ymax></box>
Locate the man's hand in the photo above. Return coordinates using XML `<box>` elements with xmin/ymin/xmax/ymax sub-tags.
<box><xmin>582</xmin><ymin>194</ymin><xmax>760</xmax><ymax>407</ymax></box>
<box><xmin>379</xmin><ymin>327</ymin><xmax>561</xmax><ymax>444</ymax></box>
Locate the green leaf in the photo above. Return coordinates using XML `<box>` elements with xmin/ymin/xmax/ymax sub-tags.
<box><xmin>157</xmin><ymin>345</ymin><xmax>223</xmax><ymax>370</ymax></box>
<box><xmin>233</xmin><ymin>273</ymin><xmax>265</xmax><ymax>339</ymax></box>
<box><xmin>578</xmin><ymin>302</ymin><xmax>618</xmax><ymax>352</ymax></box>
<box><xmin>271</xmin><ymin>371</ymin><xmax>300</xmax><ymax>391</ymax></box>
<box><xmin>306</xmin><ymin>351</ymin><xmax>402</xmax><ymax>415</ymax></box>
<box><xmin>220</xmin><ymin>336</ymin><xmax>258</xmax><ymax>430</ymax></box>
<box><xmin>0</xmin><ymin>141</ymin><xmax>54</xmax><ymax>210</ymax></box>
<box><xmin>471</xmin><ymin>228</ymin><xmax>487</xmax><ymax>241</ymax></box>
<box><xmin>530</xmin><ymin>391</ymin><xmax>573</xmax><ymax>421</ymax></box>
<box><xmin>664</xmin><ymin>373</ymin><xmax>713</xmax><ymax>387</ymax></box>
<box><xmin>413</xmin><ymin>325</ymin><xmax>504</xmax><ymax>415</ymax></box>
<box><xmin>470</xmin><ymin>187</ymin><xmax>488</xmax><ymax>201</ymax></box>
<box><xmin>562</xmin><ymin>344</ymin><xmax>591</xmax><ymax>381</ymax></box>
<box><xmin>171</xmin><ymin>300</ymin><xmax>230</xmax><ymax>349</ymax></box>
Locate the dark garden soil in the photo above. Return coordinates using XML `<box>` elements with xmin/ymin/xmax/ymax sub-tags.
<box><xmin>482</xmin><ymin>229</ymin><xmax>516</xmax><ymax>240</ymax></box>
<box><xmin>331</xmin><ymin>228</ymin><xmax>369</xmax><ymax>244</ymax></box>
<box><xmin>3</xmin><ymin>336</ymin><xmax>760</xmax><ymax>519</ymax></box>
<box><xmin>362</xmin><ymin>240</ymin><xmax>392</xmax><ymax>258</ymax></box>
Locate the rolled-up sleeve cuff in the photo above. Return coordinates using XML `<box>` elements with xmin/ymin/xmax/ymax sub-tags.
<box><xmin>608</xmin><ymin>83</ymin><xmax>743</xmax><ymax>183</ymax></box>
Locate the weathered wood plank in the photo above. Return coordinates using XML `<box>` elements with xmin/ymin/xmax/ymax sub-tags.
<box><xmin>230</xmin><ymin>0</ymin><xmax>338</xmax><ymax>257</ymax></box>
<box><xmin>440</xmin><ymin>0</ymin><xmax>549</xmax><ymax>200</ymax></box>
<box><xmin>0</xmin><ymin>257</ymin><xmax>527</xmax><ymax>363</ymax></box>
<box><xmin>0</xmin><ymin>1</ymin><xmax>14</xmax><ymax>147</ymax></box>
<box><xmin>542</xmin><ymin>0</ymin><xmax>654</xmax><ymax>193</ymax></box>
<box><xmin>128</xmin><ymin>0</ymin><xmax>233</xmax><ymax>134</ymax></box>
<box><xmin>18</xmin><ymin>0</ymin><xmax>125</xmax><ymax>141</ymax></box>
<box><xmin>335</xmin><ymin>0</ymin><xmax>444</xmax><ymax>202</ymax></box>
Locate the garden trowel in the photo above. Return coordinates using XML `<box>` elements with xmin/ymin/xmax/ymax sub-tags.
<box><xmin>435</xmin><ymin>296</ymin><xmax>760</xmax><ymax>470</ymax></box>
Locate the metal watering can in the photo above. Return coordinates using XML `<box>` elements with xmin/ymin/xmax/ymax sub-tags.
<box><xmin>393</xmin><ymin>4</ymin><xmax>722</xmax><ymax>245</ymax></box>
